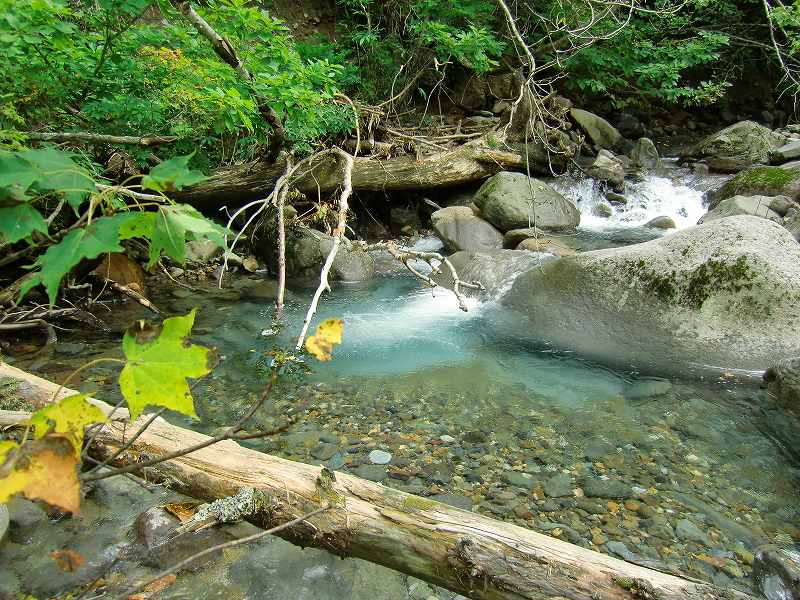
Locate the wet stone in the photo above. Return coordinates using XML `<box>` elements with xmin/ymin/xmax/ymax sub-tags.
<box><xmin>368</xmin><ymin>449</ymin><xmax>392</xmax><ymax>465</ymax></box>
<box><xmin>676</xmin><ymin>518</ymin><xmax>711</xmax><ymax>544</ymax></box>
<box><xmin>544</xmin><ymin>473</ymin><xmax>573</xmax><ymax>498</ymax></box>
<box><xmin>584</xmin><ymin>439</ymin><xmax>615</xmax><ymax>460</ymax></box>
<box><xmin>502</xmin><ymin>471</ymin><xmax>536</xmax><ymax>490</ymax></box>
<box><xmin>626</xmin><ymin>379</ymin><xmax>673</xmax><ymax>400</ymax></box>
<box><xmin>605</xmin><ymin>540</ymin><xmax>638</xmax><ymax>562</ymax></box>
<box><xmin>582</xmin><ymin>478</ymin><xmax>633</xmax><ymax>499</ymax></box>
<box><xmin>354</xmin><ymin>464</ymin><xmax>388</xmax><ymax>482</ymax></box>
<box><xmin>311</xmin><ymin>443</ymin><xmax>338</xmax><ymax>461</ymax></box>
<box><xmin>430</xmin><ymin>494</ymin><xmax>473</xmax><ymax>511</ymax></box>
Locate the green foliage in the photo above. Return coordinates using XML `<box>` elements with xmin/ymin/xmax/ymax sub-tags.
<box><xmin>119</xmin><ymin>309</ymin><xmax>216</xmax><ymax>421</ymax></box>
<box><xmin>141</xmin><ymin>154</ymin><xmax>208</xmax><ymax>193</ymax></box>
<box><xmin>145</xmin><ymin>205</ymin><xmax>228</xmax><ymax>268</ymax></box>
<box><xmin>0</xmin><ymin>0</ymin><xmax>354</xmax><ymax>166</ymax></box>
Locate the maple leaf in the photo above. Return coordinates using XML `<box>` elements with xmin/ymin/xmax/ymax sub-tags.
<box><xmin>28</xmin><ymin>393</ymin><xmax>106</xmax><ymax>455</ymax></box>
<box><xmin>0</xmin><ymin>436</ymin><xmax>81</xmax><ymax>514</ymax></box>
<box><xmin>305</xmin><ymin>318</ymin><xmax>344</xmax><ymax>361</ymax></box>
<box><xmin>119</xmin><ymin>309</ymin><xmax>217</xmax><ymax>421</ymax></box>
<box><xmin>146</xmin><ymin>204</ymin><xmax>227</xmax><ymax>268</ymax></box>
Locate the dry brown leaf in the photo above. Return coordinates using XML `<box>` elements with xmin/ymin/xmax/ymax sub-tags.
<box><xmin>92</xmin><ymin>252</ymin><xmax>146</xmax><ymax>294</ymax></box>
<box><xmin>51</xmin><ymin>549</ymin><xmax>85</xmax><ymax>572</ymax></box>
<box><xmin>144</xmin><ymin>574</ymin><xmax>177</xmax><ymax>593</ymax></box>
<box><xmin>162</xmin><ymin>501</ymin><xmax>201</xmax><ymax>523</ymax></box>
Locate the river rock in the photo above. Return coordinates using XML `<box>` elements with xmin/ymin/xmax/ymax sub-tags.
<box><xmin>587</xmin><ymin>151</ymin><xmax>625</xmax><ymax>192</ymax></box>
<box><xmin>284</xmin><ymin>228</ymin><xmax>374</xmax><ymax>281</ymax></box>
<box><xmin>502</xmin><ymin>471</ymin><xmax>536</xmax><ymax>490</ymax></box>
<box><xmin>682</xmin><ymin>120</ymin><xmax>787</xmax><ymax>172</ymax></box>
<box><xmin>430</xmin><ymin>206</ymin><xmax>503</xmax><ymax>252</ymax></box>
<box><xmin>368</xmin><ymin>449</ymin><xmax>392</xmax><ymax>464</ymax></box>
<box><xmin>605</xmin><ymin>540</ymin><xmax>638</xmax><ymax>562</ymax></box>
<box><xmin>676</xmin><ymin>518</ymin><xmax>710</xmax><ymax>545</ymax></box>
<box><xmin>354</xmin><ymin>464</ymin><xmax>388</xmax><ymax>482</ymax></box>
<box><xmin>706</xmin><ymin>165</ymin><xmax>800</xmax><ymax>208</ymax></box>
<box><xmin>764</xmin><ymin>357</ymin><xmax>800</xmax><ymax>420</ymax></box>
<box><xmin>626</xmin><ymin>379</ymin><xmax>672</xmax><ymax>400</ymax></box>
<box><xmin>499</xmin><ymin>216</ymin><xmax>800</xmax><ymax>373</ymax></box>
<box><xmin>770</xmin><ymin>140</ymin><xmax>800</xmax><ymax>165</ymax></box>
<box><xmin>582</xmin><ymin>478</ymin><xmax>632</xmax><ymax>499</ymax></box>
<box><xmin>699</xmin><ymin>195</ymin><xmax>784</xmax><ymax>225</ymax></box>
<box><xmin>473</xmin><ymin>172</ymin><xmax>580</xmax><ymax>232</ymax></box>
<box><xmin>544</xmin><ymin>473</ymin><xmax>573</xmax><ymax>498</ymax></box>
<box><xmin>645</xmin><ymin>216</ymin><xmax>676</xmax><ymax>229</ymax></box>
<box><xmin>630</xmin><ymin>137</ymin><xmax>661</xmax><ymax>169</ymax></box>
<box><xmin>516</xmin><ymin>237</ymin><xmax>577</xmax><ymax>257</ymax></box>
<box><xmin>571</xmin><ymin>108</ymin><xmax>623</xmax><ymax>151</ymax></box>
<box><xmin>186</xmin><ymin>239</ymin><xmax>223</xmax><ymax>263</ymax></box>
<box><xmin>753</xmin><ymin>545</ymin><xmax>800</xmax><ymax>600</ymax></box>
<box><xmin>430</xmin><ymin>249</ymin><xmax>544</xmax><ymax>298</ymax></box>
<box><xmin>593</xmin><ymin>202</ymin><xmax>613</xmax><ymax>218</ymax></box>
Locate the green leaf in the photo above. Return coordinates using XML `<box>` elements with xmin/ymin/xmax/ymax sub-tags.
<box><xmin>0</xmin><ymin>151</ymin><xmax>39</xmax><ymax>202</ymax></box>
<box><xmin>118</xmin><ymin>309</ymin><xmax>216</xmax><ymax>421</ymax></box>
<box><xmin>146</xmin><ymin>204</ymin><xmax>227</xmax><ymax>267</ymax></box>
<box><xmin>28</xmin><ymin>393</ymin><xmax>106</xmax><ymax>455</ymax></box>
<box><xmin>0</xmin><ymin>204</ymin><xmax>48</xmax><ymax>243</ymax></box>
<box><xmin>20</xmin><ymin>148</ymin><xmax>96</xmax><ymax>211</ymax></box>
<box><xmin>141</xmin><ymin>154</ymin><xmax>208</xmax><ymax>193</ymax></box>
<box><xmin>19</xmin><ymin>214</ymin><xmax>129</xmax><ymax>304</ymax></box>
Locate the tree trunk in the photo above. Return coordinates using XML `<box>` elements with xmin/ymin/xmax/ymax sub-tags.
<box><xmin>175</xmin><ymin>145</ymin><xmax>527</xmax><ymax>209</ymax></box>
<box><xmin>0</xmin><ymin>362</ymin><xmax>755</xmax><ymax>600</ymax></box>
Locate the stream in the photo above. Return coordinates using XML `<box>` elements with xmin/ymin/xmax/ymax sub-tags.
<box><xmin>2</xmin><ymin>164</ymin><xmax>798</xmax><ymax>599</ymax></box>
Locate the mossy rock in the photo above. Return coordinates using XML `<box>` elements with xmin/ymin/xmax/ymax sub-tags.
<box><xmin>682</xmin><ymin>121</ymin><xmax>786</xmax><ymax>171</ymax></box>
<box><xmin>708</xmin><ymin>166</ymin><xmax>800</xmax><ymax>208</ymax></box>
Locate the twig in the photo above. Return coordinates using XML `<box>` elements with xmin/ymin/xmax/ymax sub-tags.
<box><xmin>275</xmin><ymin>157</ymin><xmax>292</xmax><ymax>317</ymax></box>
<box><xmin>95</xmin><ymin>184</ymin><xmax>163</xmax><ymax>202</ymax></box>
<box><xmin>0</xmin><ymin>320</ymin><xmax>57</xmax><ymax>344</ymax></box>
<box><xmin>121</xmin><ymin>506</ymin><xmax>330</xmax><ymax>598</ymax></box>
<box><xmin>295</xmin><ymin>148</ymin><xmax>354</xmax><ymax>350</ymax></box>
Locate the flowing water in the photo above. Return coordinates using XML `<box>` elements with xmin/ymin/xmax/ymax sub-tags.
<box><xmin>3</xmin><ymin>166</ymin><xmax>799</xmax><ymax>598</ymax></box>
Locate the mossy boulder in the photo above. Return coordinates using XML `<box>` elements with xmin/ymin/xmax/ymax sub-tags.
<box><xmin>682</xmin><ymin>121</ymin><xmax>786</xmax><ymax>172</ymax></box>
<box><xmin>570</xmin><ymin>108</ymin><xmax>623</xmax><ymax>151</ymax></box>
<box><xmin>473</xmin><ymin>172</ymin><xmax>580</xmax><ymax>232</ymax></box>
<box><xmin>446</xmin><ymin>217</ymin><xmax>800</xmax><ymax>374</ymax></box>
<box><xmin>706</xmin><ymin>165</ymin><xmax>800</xmax><ymax>208</ymax></box>
<box><xmin>279</xmin><ymin>227</ymin><xmax>374</xmax><ymax>281</ymax></box>
<box><xmin>698</xmin><ymin>195</ymin><xmax>784</xmax><ymax>225</ymax></box>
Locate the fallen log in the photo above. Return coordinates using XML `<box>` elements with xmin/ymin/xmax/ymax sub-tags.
<box><xmin>174</xmin><ymin>145</ymin><xmax>528</xmax><ymax>208</ymax></box>
<box><xmin>0</xmin><ymin>362</ymin><xmax>754</xmax><ymax>600</ymax></box>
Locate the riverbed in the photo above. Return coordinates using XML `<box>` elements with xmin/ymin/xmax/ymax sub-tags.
<box><xmin>2</xmin><ymin>165</ymin><xmax>798</xmax><ymax>598</ymax></box>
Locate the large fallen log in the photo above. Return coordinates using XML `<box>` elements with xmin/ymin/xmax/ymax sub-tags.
<box><xmin>174</xmin><ymin>145</ymin><xmax>528</xmax><ymax>209</ymax></box>
<box><xmin>0</xmin><ymin>362</ymin><xmax>754</xmax><ymax>600</ymax></box>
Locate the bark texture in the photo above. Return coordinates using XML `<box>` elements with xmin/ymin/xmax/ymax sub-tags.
<box><xmin>0</xmin><ymin>362</ymin><xmax>754</xmax><ymax>600</ymax></box>
<box><xmin>174</xmin><ymin>146</ymin><xmax>527</xmax><ymax>208</ymax></box>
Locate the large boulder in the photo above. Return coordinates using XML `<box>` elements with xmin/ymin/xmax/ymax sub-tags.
<box><xmin>770</xmin><ymin>140</ymin><xmax>800</xmax><ymax>165</ymax></box>
<box><xmin>629</xmin><ymin>137</ymin><xmax>661</xmax><ymax>169</ymax></box>
<box><xmin>706</xmin><ymin>165</ymin><xmax>800</xmax><ymax>208</ymax></box>
<box><xmin>496</xmin><ymin>216</ymin><xmax>800</xmax><ymax>374</ymax></box>
<box><xmin>698</xmin><ymin>195</ymin><xmax>784</xmax><ymax>225</ymax></box>
<box><xmin>682</xmin><ymin>121</ymin><xmax>786</xmax><ymax>172</ymax></box>
<box><xmin>473</xmin><ymin>172</ymin><xmax>580</xmax><ymax>232</ymax></box>
<box><xmin>284</xmin><ymin>228</ymin><xmax>374</xmax><ymax>281</ymax></box>
<box><xmin>570</xmin><ymin>108</ymin><xmax>623</xmax><ymax>151</ymax></box>
<box><xmin>586</xmin><ymin>150</ymin><xmax>625</xmax><ymax>192</ymax></box>
<box><xmin>431</xmin><ymin>249</ymin><xmax>543</xmax><ymax>298</ymax></box>
<box><xmin>430</xmin><ymin>206</ymin><xmax>503</xmax><ymax>252</ymax></box>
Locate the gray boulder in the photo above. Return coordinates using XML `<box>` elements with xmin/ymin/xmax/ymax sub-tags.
<box><xmin>431</xmin><ymin>249</ymin><xmax>544</xmax><ymax>298</ymax></box>
<box><xmin>286</xmin><ymin>228</ymin><xmax>374</xmax><ymax>281</ymax></box>
<box><xmin>516</xmin><ymin>237</ymin><xmax>577</xmax><ymax>257</ymax></box>
<box><xmin>473</xmin><ymin>172</ymin><xmax>580</xmax><ymax>232</ymax></box>
<box><xmin>682</xmin><ymin>121</ymin><xmax>786</xmax><ymax>172</ymax></box>
<box><xmin>706</xmin><ymin>165</ymin><xmax>800</xmax><ymax>208</ymax></box>
<box><xmin>587</xmin><ymin>150</ymin><xmax>625</xmax><ymax>192</ymax></box>
<box><xmin>770</xmin><ymin>140</ymin><xmax>800</xmax><ymax>165</ymax></box>
<box><xmin>699</xmin><ymin>195</ymin><xmax>783</xmax><ymax>225</ymax></box>
<box><xmin>630</xmin><ymin>137</ymin><xmax>662</xmax><ymax>169</ymax></box>
<box><xmin>500</xmin><ymin>216</ymin><xmax>800</xmax><ymax>374</ymax></box>
<box><xmin>570</xmin><ymin>108</ymin><xmax>623</xmax><ymax>151</ymax></box>
<box><xmin>430</xmin><ymin>206</ymin><xmax>503</xmax><ymax>252</ymax></box>
<box><xmin>753</xmin><ymin>545</ymin><xmax>800</xmax><ymax>600</ymax></box>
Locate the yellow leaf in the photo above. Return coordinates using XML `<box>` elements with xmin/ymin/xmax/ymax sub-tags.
<box><xmin>162</xmin><ymin>501</ymin><xmax>201</xmax><ymax>523</ymax></box>
<box><xmin>0</xmin><ymin>435</ymin><xmax>81</xmax><ymax>514</ymax></box>
<box><xmin>28</xmin><ymin>394</ymin><xmax>106</xmax><ymax>455</ymax></box>
<box><xmin>51</xmin><ymin>549</ymin><xmax>85</xmax><ymax>572</ymax></box>
<box><xmin>305</xmin><ymin>318</ymin><xmax>344</xmax><ymax>361</ymax></box>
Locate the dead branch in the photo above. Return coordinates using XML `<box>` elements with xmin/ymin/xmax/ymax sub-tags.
<box><xmin>24</xmin><ymin>132</ymin><xmax>178</xmax><ymax>146</ymax></box>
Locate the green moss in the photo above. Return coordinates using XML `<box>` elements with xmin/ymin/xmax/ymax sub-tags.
<box><xmin>402</xmin><ymin>495</ymin><xmax>436</xmax><ymax>512</ymax></box>
<box><xmin>614</xmin><ymin>577</ymin><xmax>634</xmax><ymax>590</ymax></box>
<box><xmin>0</xmin><ymin>377</ymin><xmax>32</xmax><ymax>412</ymax></box>
<box><xmin>627</xmin><ymin>255</ymin><xmax>756</xmax><ymax>309</ymax></box>
<box><xmin>721</xmin><ymin>166</ymin><xmax>799</xmax><ymax>197</ymax></box>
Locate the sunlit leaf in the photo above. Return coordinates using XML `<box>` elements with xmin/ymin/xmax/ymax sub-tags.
<box><xmin>0</xmin><ymin>436</ymin><xmax>81</xmax><ymax>514</ymax></box>
<box><xmin>119</xmin><ymin>309</ymin><xmax>216</xmax><ymax>421</ymax></box>
<box><xmin>305</xmin><ymin>318</ymin><xmax>344</xmax><ymax>361</ymax></box>
<box><xmin>28</xmin><ymin>394</ymin><xmax>106</xmax><ymax>455</ymax></box>
<box><xmin>140</xmin><ymin>154</ymin><xmax>208</xmax><ymax>193</ymax></box>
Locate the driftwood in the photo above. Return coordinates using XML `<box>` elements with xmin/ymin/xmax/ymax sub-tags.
<box><xmin>0</xmin><ymin>362</ymin><xmax>754</xmax><ymax>600</ymax></box>
<box><xmin>175</xmin><ymin>145</ymin><xmax>528</xmax><ymax>208</ymax></box>
<box><xmin>24</xmin><ymin>132</ymin><xmax>177</xmax><ymax>146</ymax></box>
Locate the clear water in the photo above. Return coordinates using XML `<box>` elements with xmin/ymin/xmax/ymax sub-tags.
<box><xmin>5</xmin><ymin>167</ymin><xmax>799</xmax><ymax>597</ymax></box>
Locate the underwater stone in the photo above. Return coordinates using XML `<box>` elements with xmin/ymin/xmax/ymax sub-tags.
<box><xmin>368</xmin><ymin>449</ymin><xmax>392</xmax><ymax>464</ymax></box>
